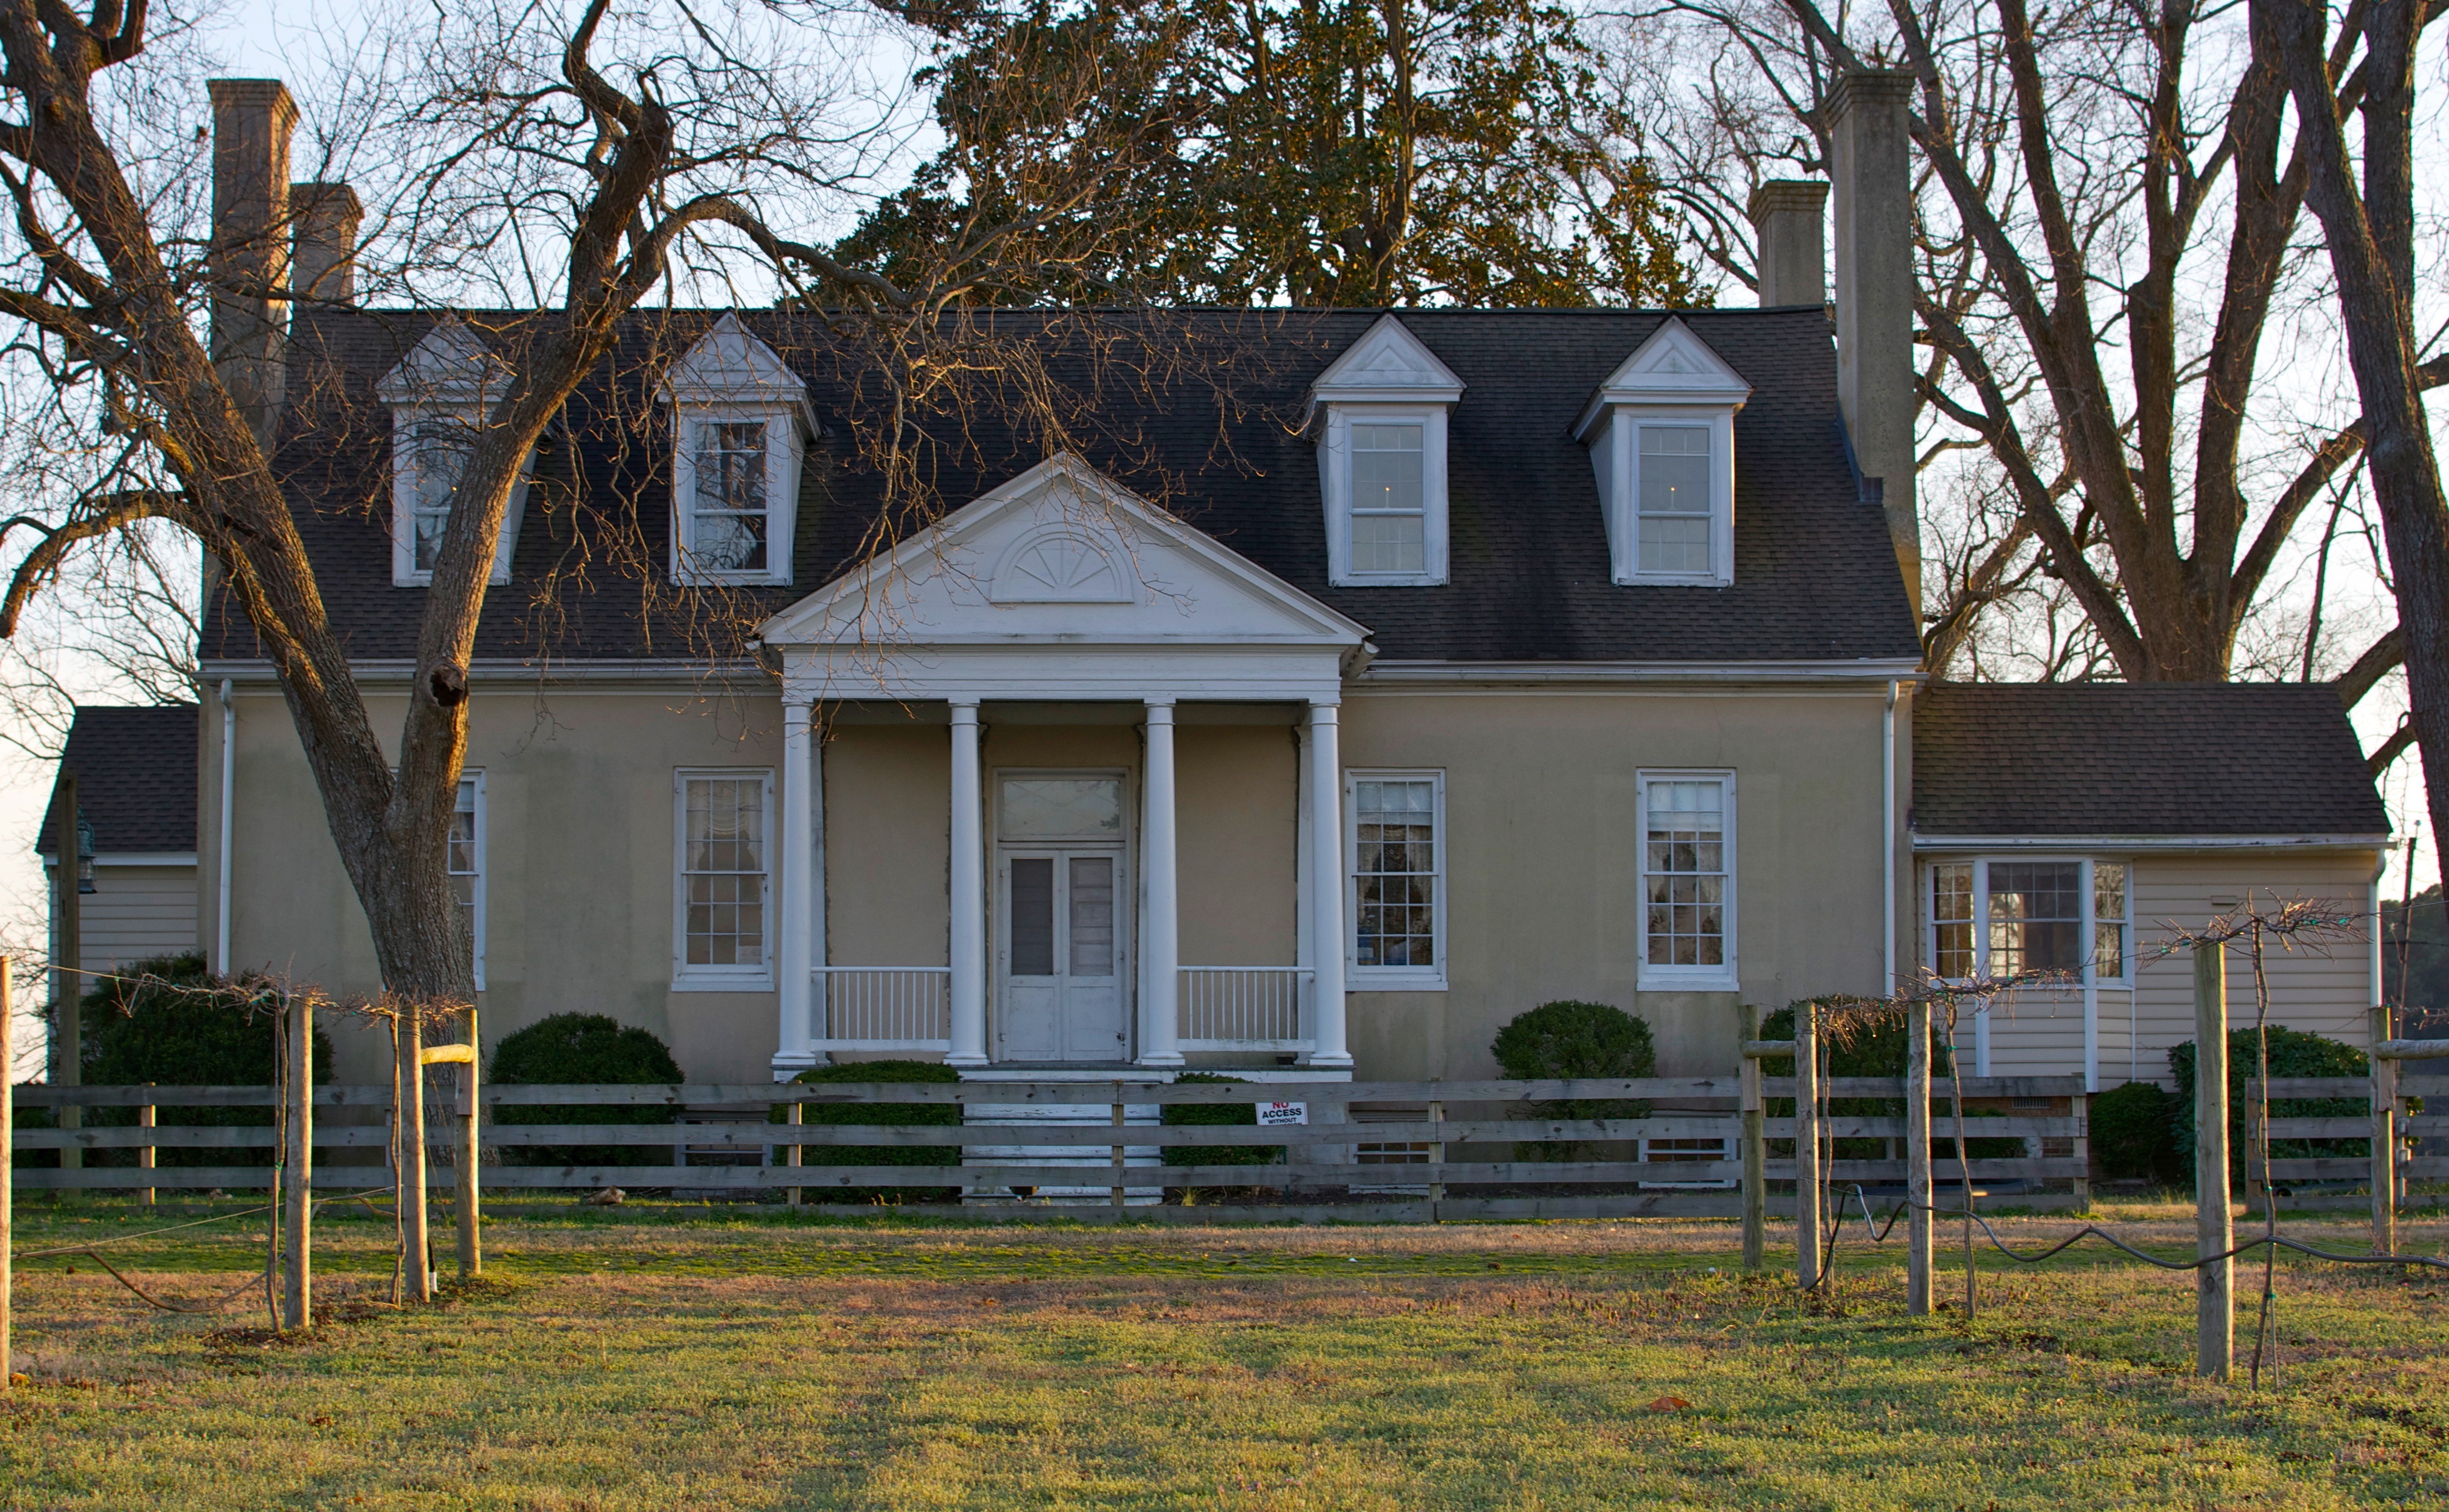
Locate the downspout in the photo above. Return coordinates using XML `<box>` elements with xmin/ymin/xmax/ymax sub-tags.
<box><xmin>1883</xmin><ymin>679</ymin><xmax>1898</xmax><ymax>996</ymax></box>
<box><xmin>216</xmin><ymin>678</ymin><xmax>235</xmax><ymax>975</ymax></box>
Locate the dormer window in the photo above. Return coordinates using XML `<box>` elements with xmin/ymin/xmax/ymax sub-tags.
<box><xmin>375</xmin><ymin>318</ymin><xmax>532</xmax><ymax>588</ymax></box>
<box><xmin>1307</xmin><ymin>315</ymin><xmax>1464</xmax><ymax>587</ymax></box>
<box><xmin>1575</xmin><ymin>317</ymin><xmax>1751</xmax><ymax>587</ymax></box>
<box><xmin>664</xmin><ymin>314</ymin><xmax>815</xmax><ymax>587</ymax></box>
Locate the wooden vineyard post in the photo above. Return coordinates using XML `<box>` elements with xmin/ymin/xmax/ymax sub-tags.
<box><xmin>283</xmin><ymin>998</ymin><xmax>312</xmax><ymax>1330</ymax></box>
<box><xmin>3</xmin><ymin>955</ymin><xmax>13</xmax><ymax>1390</ymax></box>
<box><xmin>1740</xmin><ymin>1004</ymin><xmax>1765</xmax><ymax>1272</ymax></box>
<box><xmin>786</xmin><ymin>1100</ymin><xmax>803</xmax><ymax>1210</ymax></box>
<box><xmin>1795</xmin><ymin>998</ymin><xmax>1821</xmax><ymax>1294</ymax></box>
<box><xmin>138</xmin><ymin>1086</ymin><xmax>156</xmax><ymax>1206</ymax></box>
<box><xmin>2072</xmin><ymin>1087</ymin><xmax>2090</xmax><ymax>1210</ymax></box>
<box><xmin>1427</xmin><ymin>1100</ymin><xmax>1446</xmax><ymax>1212</ymax></box>
<box><xmin>2373</xmin><ymin>1001</ymin><xmax>2396</xmax><ymax>1257</ymax></box>
<box><xmin>396</xmin><ymin>1010</ymin><xmax>431</xmax><ymax>1302</ymax></box>
<box><xmin>1906</xmin><ymin>994</ymin><xmax>1932</xmax><ymax>1316</ymax></box>
<box><xmin>2196</xmin><ymin>942</ymin><xmax>2232</xmax><ymax>1379</ymax></box>
<box><xmin>1109</xmin><ymin>1085</ymin><xmax>1127</xmax><ymax>1211</ymax></box>
<box><xmin>457</xmin><ymin>1004</ymin><xmax>479</xmax><ymax>1280</ymax></box>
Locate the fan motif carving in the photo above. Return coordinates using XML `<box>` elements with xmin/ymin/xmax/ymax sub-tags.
<box><xmin>992</xmin><ymin>531</ymin><xmax>1130</xmax><ymax>603</ymax></box>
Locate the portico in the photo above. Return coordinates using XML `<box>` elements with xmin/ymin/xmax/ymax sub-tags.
<box><xmin>759</xmin><ymin>455</ymin><xmax>1370</xmax><ymax>1077</ymax></box>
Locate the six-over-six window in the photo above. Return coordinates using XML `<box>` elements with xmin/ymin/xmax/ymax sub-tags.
<box><xmin>674</xmin><ymin>770</ymin><xmax>775</xmax><ymax>989</ymax></box>
<box><xmin>1639</xmin><ymin>774</ymin><xmax>1736</xmax><ymax>986</ymax></box>
<box><xmin>1928</xmin><ymin>858</ymin><xmax>2131</xmax><ymax>982</ymax></box>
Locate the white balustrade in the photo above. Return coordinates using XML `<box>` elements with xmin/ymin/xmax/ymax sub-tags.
<box><xmin>812</xmin><ymin>967</ymin><xmax>954</xmax><ymax>1052</ymax></box>
<box><xmin>1177</xmin><ymin>967</ymin><xmax>1315</xmax><ymax>1051</ymax></box>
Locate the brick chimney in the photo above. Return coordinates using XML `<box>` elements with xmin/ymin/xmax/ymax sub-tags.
<box><xmin>291</xmin><ymin>181</ymin><xmax>361</xmax><ymax>307</ymax></box>
<box><xmin>1747</xmin><ymin>179</ymin><xmax>1828</xmax><ymax>310</ymax></box>
<box><xmin>207</xmin><ymin>79</ymin><xmax>297</xmax><ymax>446</ymax></box>
<box><xmin>1828</xmin><ymin>69</ymin><xmax>1919</xmax><ymax>610</ymax></box>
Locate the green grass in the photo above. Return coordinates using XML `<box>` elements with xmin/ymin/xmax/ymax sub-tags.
<box><xmin>1</xmin><ymin>1200</ymin><xmax>2444</xmax><ymax>1509</ymax></box>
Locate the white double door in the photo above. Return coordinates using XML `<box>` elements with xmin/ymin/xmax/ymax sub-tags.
<box><xmin>995</xmin><ymin>845</ymin><xmax>1129</xmax><ymax>1061</ymax></box>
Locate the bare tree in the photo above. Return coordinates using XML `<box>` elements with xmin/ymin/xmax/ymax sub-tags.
<box><xmin>1597</xmin><ymin>0</ymin><xmax>2443</xmax><ymax>699</ymax></box>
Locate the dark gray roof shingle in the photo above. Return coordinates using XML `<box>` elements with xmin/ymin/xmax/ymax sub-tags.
<box><xmin>39</xmin><ymin>705</ymin><xmax>200</xmax><ymax>856</ymax></box>
<box><xmin>1912</xmin><ymin>683</ymin><xmax>2388</xmax><ymax>839</ymax></box>
<box><xmin>206</xmin><ymin>306</ymin><xmax>1920</xmax><ymax>666</ymax></box>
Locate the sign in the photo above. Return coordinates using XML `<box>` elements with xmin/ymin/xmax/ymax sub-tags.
<box><xmin>1256</xmin><ymin>1101</ymin><xmax>1308</xmax><ymax>1127</ymax></box>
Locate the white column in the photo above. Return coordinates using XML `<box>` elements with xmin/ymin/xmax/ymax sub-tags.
<box><xmin>775</xmin><ymin>700</ymin><xmax>818</xmax><ymax>1076</ymax></box>
<box><xmin>948</xmin><ymin>699</ymin><xmax>988</xmax><ymax>1068</ymax></box>
<box><xmin>1139</xmin><ymin>700</ymin><xmax>1184</xmax><ymax>1067</ymax></box>
<box><xmin>1305</xmin><ymin>701</ymin><xmax>1352</xmax><ymax>1068</ymax></box>
<box><xmin>1294</xmin><ymin>720</ymin><xmax>1314</xmax><ymax>1038</ymax></box>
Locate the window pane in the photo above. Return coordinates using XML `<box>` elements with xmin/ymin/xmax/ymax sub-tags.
<box><xmin>449</xmin><ymin>778</ymin><xmax>480</xmax><ymax>908</ymax></box>
<box><xmin>1353</xmin><ymin>779</ymin><xmax>1436</xmax><ymax>969</ymax></box>
<box><xmin>1068</xmin><ymin>856</ymin><xmax>1114</xmax><ymax>978</ymax></box>
<box><xmin>1987</xmin><ymin>861</ymin><xmax>2082</xmax><ymax>976</ymax></box>
<box><xmin>1645</xmin><ymin>779</ymin><xmax>1728</xmax><ymax>969</ymax></box>
<box><xmin>690</xmin><ymin>420</ymin><xmax>769</xmax><ymax>572</ymax></box>
<box><xmin>412</xmin><ymin>418</ymin><xmax>474</xmax><ymax>573</ymax></box>
<box><xmin>682</xmin><ymin>776</ymin><xmax>766</xmax><ymax>969</ymax></box>
<box><xmin>1639</xmin><ymin>427</ymin><xmax>1711</xmax><ymax>515</ymax></box>
<box><xmin>1009</xmin><ymin>857</ymin><xmax>1054</xmax><ymax>976</ymax></box>
<box><xmin>1351</xmin><ymin>425</ymin><xmax>1424</xmax><ymax>511</ymax></box>
<box><xmin>1933</xmin><ymin>862</ymin><xmax>1973</xmax><ymax>977</ymax></box>
<box><xmin>999</xmin><ymin>779</ymin><xmax>1123</xmax><ymax>841</ymax></box>
<box><xmin>1638</xmin><ymin>515</ymin><xmax>1713</xmax><ymax>575</ymax></box>
<box><xmin>1351</xmin><ymin>512</ymin><xmax>1426</xmax><ymax>573</ymax></box>
<box><xmin>2093</xmin><ymin>862</ymin><xmax>2127</xmax><ymax>977</ymax></box>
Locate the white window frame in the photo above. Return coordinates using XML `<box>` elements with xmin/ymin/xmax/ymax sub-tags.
<box><xmin>671</xmin><ymin>767</ymin><xmax>778</xmax><ymax>992</ymax></box>
<box><xmin>1344</xmin><ymin>767</ymin><xmax>1447</xmax><ymax>991</ymax></box>
<box><xmin>452</xmin><ymin>771</ymin><xmax>487</xmax><ymax>992</ymax></box>
<box><xmin>388</xmin><ymin>407</ymin><xmax>534</xmax><ymax>588</ymax></box>
<box><xmin>1923</xmin><ymin>856</ymin><xmax>2133</xmax><ymax>987</ymax></box>
<box><xmin>1319</xmin><ymin>405</ymin><xmax>1450</xmax><ymax>587</ymax></box>
<box><xmin>1595</xmin><ymin>406</ymin><xmax>1737</xmax><ymax>587</ymax></box>
<box><xmin>1636</xmin><ymin>770</ymin><xmax>1739</xmax><ymax>991</ymax></box>
<box><xmin>670</xmin><ymin>406</ymin><xmax>803</xmax><ymax>587</ymax></box>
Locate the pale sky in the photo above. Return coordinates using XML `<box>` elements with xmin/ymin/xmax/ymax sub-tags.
<box><xmin>0</xmin><ymin>0</ymin><xmax>2437</xmax><ymax>991</ymax></box>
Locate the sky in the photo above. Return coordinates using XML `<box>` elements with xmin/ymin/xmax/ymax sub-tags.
<box><xmin>0</xmin><ymin>0</ymin><xmax>2438</xmax><ymax>1005</ymax></box>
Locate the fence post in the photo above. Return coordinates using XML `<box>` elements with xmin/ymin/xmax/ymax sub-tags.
<box><xmin>138</xmin><ymin>1086</ymin><xmax>156</xmax><ymax>1206</ymax></box>
<box><xmin>2373</xmin><ymin>1001</ymin><xmax>2396</xmax><ymax>1257</ymax></box>
<box><xmin>2072</xmin><ymin>1086</ymin><xmax>2090</xmax><ymax>1210</ymax></box>
<box><xmin>1109</xmin><ymin>1084</ymin><xmax>1126</xmax><ymax>1211</ymax></box>
<box><xmin>1740</xmin><ymin>1004</ymin><xmax>1764</xmax><ymax>1272</ymax></box>
<box><xmin>3</xmin><ymin>955</ymin><xmax>14</xmax><ymax>1390</ymax></box>
<box><xmin>1907</xmin><ymin>995</ymin><xmax>1932</xmax><ymax>1315</ymax></box>
<box><xmin>456</xmin><ymin>1004</ymin><xmax>479</xmax><ymax>1281</ymax></box>
<box><xmin>787</xmin><ymin>1099</ymin><xmax>804</xmax><ymax>1210</ymax></box>
<box><xmin>2195</xmin><ymin>941</ymin><xmax>2232</xmax><ymax>1379</ymax></box>
<box><xmin>1427</xmin><ymin>1099</ymin><xmax>1446</xmax><ymax>1214</ymax></box>
<box><xmin>283</xmin><ymin>1000</ymin><xmax>312</xmax><ymax>1329</ymax></box>
<box><xmin>1795</xmin><ymin>999</ymin><xmax>1821</xmax><ymax>1293</ymax></box>
<box><xmin>395</xmin><ymin>1011</ymin><xmax>432</xmax><ymax>1304</ymax></box>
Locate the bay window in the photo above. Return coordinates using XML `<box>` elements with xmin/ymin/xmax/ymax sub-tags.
<box><xmin>1927</xmin><ymin>857</ymin><xmax>2132</xmax><ymax>984</ymax></box>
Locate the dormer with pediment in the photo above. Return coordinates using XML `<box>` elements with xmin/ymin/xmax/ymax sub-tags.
<box><xmin>1572</xmin><ymin>317</ymin><xmax>1753</xmax><ymax>588</ymax></box>
<box><xmin>1307</xmin><ymin>315</ymin><xmax>1466</xmax><ymax>588</ymax></box>
<box><xmin>662</xmin><ymin>314</ymin><xmax>818</xmax><ymax>587</ymax></box>
<box><xmin>374</xmin><ymin>317</ymin><xmax>535</xmax><ymax>588</ymax></box>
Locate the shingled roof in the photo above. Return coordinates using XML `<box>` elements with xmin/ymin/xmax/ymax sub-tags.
<box><xmin>38</xmin><ymin>705</ymin><xmax>200</xmax><ymax>857</ymax></box>
<box><xmin>1912</xmin><ymin>683</ymin><xmax>2389</xmax><ymax>840</ymax></box>
<box><xmin>205</xmin><ymin>305</ymin><xmax>1920</xmax><ymax>667</ymax></box>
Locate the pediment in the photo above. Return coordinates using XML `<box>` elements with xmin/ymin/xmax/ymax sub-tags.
<box><xmin>664</xmin><ymin>313</ymin><xmax>809</xmax><ymax>406</ymax></box>
<box><xmin>1574</xmin><ymin>317</ymin><xmax>1753</xmax><ymax>437</ymax></box>
<box><xmin>761</xmin><ymin>454</ymin><xmax>1367</xmax><ymax>651</ymax></box>
<box><xmin>374</xmin><ymin>317</ymin><xmax>510</xmax><ymax>407</ymax></box>
<box><xmin>1308</xmin><ymin>314</ymin><xmax>1465</xmax><ymax>407</ymax></box>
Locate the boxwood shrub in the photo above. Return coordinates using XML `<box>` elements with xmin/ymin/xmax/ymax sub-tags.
<box><xmin>489</xmin><ymin>1012</ymin><xmax>680</xmax><ymax>1170</ymax></box>
<box><xmin>775</xmin><ymin>1060</ymin><xmax>963</xmax><ymax>1204</ymax></box>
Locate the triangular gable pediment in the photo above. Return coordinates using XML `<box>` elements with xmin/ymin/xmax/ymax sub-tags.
<box><xmin>374</xmin><ymin>316</ymin><xmax>509</xmax><ymax>407</ymax></box>
<box><xmin>762</xmin><ymin>454</ymin><xmax>1369</xmax><ymax>651</ymax></box>
<box><xmin>1573</xmin><ymin>317</ymin><xmax>1753</xmax><ymax>437</ymax></box>
<box><xmin>664</xmin><ymin>313</ymin><xmax>809</xmax><ymax>403</ymax></box>
<box><xmin>1307</xmin><ymin>314</ymin><xmax>1465</xmax><ymax>408</ymax></box>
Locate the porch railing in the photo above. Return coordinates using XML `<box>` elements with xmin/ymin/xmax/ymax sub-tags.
<box><xmin>1178</xmin><ymin>966</ymin><xmax>1312</xmax><ymax>1052</ymax></box>
<box><xmin>812</xmin><ymin>966</ymin><xmax>953</xmax><ymax>1053</ymax></box>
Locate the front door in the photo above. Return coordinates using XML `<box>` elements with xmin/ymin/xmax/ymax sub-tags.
<box><xmin>994</xmin><ymin>775</ymin><xmax>1130</xmax><ymax>1062</ymax></box>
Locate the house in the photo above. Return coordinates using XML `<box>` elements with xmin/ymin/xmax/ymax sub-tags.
<box><xmin>166</xmin><ymin>74</ymin><xmax>2387</xmax><ymax>1096</ymax></box>
<box><xmin>39</xmin><ymin>704</ymin><xmax>201</xmax><ymax>984</ymax></box>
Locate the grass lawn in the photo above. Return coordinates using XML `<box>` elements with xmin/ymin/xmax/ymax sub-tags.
<box><xmin>0</xmin><ymin>1199</ymin><xmax>2443</xmax><ymax>1509</ymax></box>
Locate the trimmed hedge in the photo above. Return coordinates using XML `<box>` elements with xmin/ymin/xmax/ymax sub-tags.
<box><xmin>489</xmin><ymin>1013</ymin><xmax>681</xmax><ymax>1169</ymax></box>
<box><xmin>775</xmin><ymin>1060</ymin><xmax>964</xmax><ymax>1204</ymax></box>
<box><xmin>1490</xmin><ymin>1000</ymin><xmax>1656</xmax><ymax>1120</ymax></box>
<box><xmin>2169</xmin><ymin>1026</ymin><xmax>2369</xmax><ymax>1181</ymax></box>
<box><xmin>1161</xmin><ymin>1072</ymin><xmax>1284</xmax><ymax>1169</ymax></box>
<box><xmin>1759</xmin><ymin>1000</ymin><xmax>2015</xmax><ymax>1160</ymax></box>
<box><xmin>2091</xmin><ymin>1080</ymin><xmax>2185</xmax><ymax>1184</ymax></box>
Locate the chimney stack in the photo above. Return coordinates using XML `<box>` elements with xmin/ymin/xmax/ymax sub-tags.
<box><xmin>208</xmin><ymin>79</ymin><xmax>297</xmax><ymax>447</ymax></box>
<box><xmin>1828</xmin><ymin>69</ymin><xmax>1919</xmax><ymax>610</ymax></box>
<box><xmin>1748</xmin><ymin>179</ymin><xmax>1828</xmax><ymax>310</ymax></box>
<box><xmin>291</xmin><ymin>182</ymin><xmax>361</xmax><ymax>308</ymax></box>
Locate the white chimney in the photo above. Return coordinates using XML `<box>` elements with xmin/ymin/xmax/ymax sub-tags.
<box><xmin>207</xmin><ymin>79</ymin><xmax>297</xmax><ymax>446</ymax></box>
<box><xmin>291</xmin><ymin>181</ymin><xmax>362</xmax><ymax>307</ymax></box>
<box><xmin>1748</xmin><ymin>179</ymin><xmax>1828</xmax><ymax>310</ymax></box>
<box><xmin>1829</xmin><ymin>69</ymin><xmax>1918</xmax><ymax>609</ymax></box>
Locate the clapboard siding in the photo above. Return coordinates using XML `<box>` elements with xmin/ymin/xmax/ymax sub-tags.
<box><xmin>51</xmin><ymin>864</ymin><xmax>200</xmax><ymax>975</ymax></box>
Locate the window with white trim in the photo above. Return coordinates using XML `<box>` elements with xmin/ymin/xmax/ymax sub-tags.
<box><xmin>1927</xmin><ymin>857</ymin><xmax>2132</xmax><ymax>984</ymax></box>
<box><xmin>1639</xmin><ymin>773</ymin><xmax>1736</xmax><ymax>987</ymax></box>
<box><xmin>674</xmin><ymin>770</ymin><xmax>775</xmax><ymax>989</ymax></box>
<box><xmin>1574</xmin><ymin>318</ymin><xmax>1750</xmax><ymax>587</ymax></box>
<box><xmin>1347</xmin><ymin>770</ymin><xmax>1445</xmax><ymax>987</ymax></box>
<box><xmin>450</xmin><ymin>773</ymin><xmax>486</xmax><ymax>991</ymax></box>
<box><xmin>676</xmin><ymin>415</ymin><xmax>790</xmax><ymax>578</ymax></box>
<box><xmin>1636</xmin><ymin>424</ymin><xmax>1715</xmax><ymax>575</ymax></box>
<box><xmin>1320</xmin><ymin>408</ymin><xmax>1449</xmax><ymax>585</ymax></box>
<box><xmin>389</xmin><ymin>410</ymin><xmax>532</xmax><ymax>587</ymax></box>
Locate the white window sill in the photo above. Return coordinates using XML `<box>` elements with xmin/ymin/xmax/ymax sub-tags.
<box><xmin>673</xmin><ymin>571</ymin><xmax>792</xmax><ymax>589</ymax></box>
<box><xmin>1637</xmin><ymin>972</ymin><xmax>1739</xmax><ymax>994</ymax></box>
<box><xmin>1618</xmin><ymin>573</ymin><xmax>1732</xmax><ymax>588</ymax></box>
<box><xmin>1350</xmin><ymin>970</ymin><xmax>1448</xmax><ymax>992</ymax></box>
<box><xmin>1334</xmin><ymin>575</ymin><xmax>1447</xmax><ymax>589</ymax></box>
<box><xmin>670</xmin><ymin>974</ymin><xmax>777</xmax><ymax>994</ymax></box>
<box><xmin>393</xmin><ymin>572</ymin><xmax>513</xmax><ymax>589</ymax></box>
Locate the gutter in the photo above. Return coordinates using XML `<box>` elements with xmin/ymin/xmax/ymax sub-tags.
<box><xmin>1910</xmin><ymin>832</ymin><xmax>2392</xmax><ymax>852</ymax></box>
<box><xmin>1884</xmin><ymin>679</ymin><xmax>1898</xmax><ymax>996</ymax></box>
